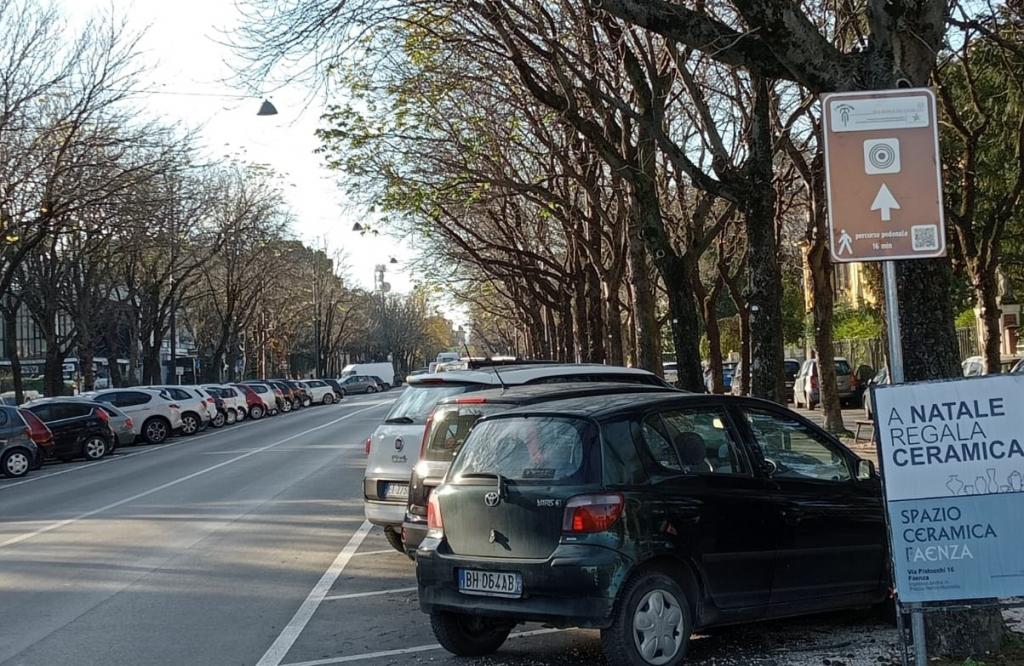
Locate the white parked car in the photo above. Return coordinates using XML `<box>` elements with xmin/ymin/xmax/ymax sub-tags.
<box><xmin>83</xmin><ymin>388</ymin><xmax>183</xmax><ymax>444</ymax></box>
<box><xmin>299</xmin><ymin>379</ymin><xmax>337</xmax><ymax>405</ymax></box>
<box><xmin>240</xmin><ymin>382</ymin><xmax>278</xmax><ymax>415</ymax></box>
<box><xmin>150</xmin><ymin>386</ymin><xmax>214</xmax><ymax>435</ymax></box>
<box><xmin>202</xmin><ymin>385</ymin><xmax>246</xmax><ymax>425</ymax></box>
<box><xmin>363</xmin><ymin>363</ymin><xmax>673</xmax><ymax>553</ymax></box>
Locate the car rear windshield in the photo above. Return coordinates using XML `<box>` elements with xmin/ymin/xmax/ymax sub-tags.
<box><xmin>424</xmin><ymin>403</ymin><xmax>506</xmax><ymax>462</ymax></box>
<box><xmin>834</xmin><ymin>360</ymin><xmax>852</xmax><ymax>375</ymax></box>
<box><xmin>383</xmin><ymin>383</ymin><xmax>481</xmax><ymax>425</ymax></box>
<box><xmin>450</xmin><ymin>416</ymin><xmax>599</xmax><ymax>484</ymax></box>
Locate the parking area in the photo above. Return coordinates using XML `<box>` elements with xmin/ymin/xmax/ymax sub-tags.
<box><xmin>254</xmin><ymin>522</ymin><xmax>907</xmax><ymax>666</ymax></box>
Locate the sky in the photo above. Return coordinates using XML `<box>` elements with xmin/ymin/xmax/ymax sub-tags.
<box><xmin>55</xmin><ymin>0</ymin><xmax>423</xmax><ymax>303</ymax></box>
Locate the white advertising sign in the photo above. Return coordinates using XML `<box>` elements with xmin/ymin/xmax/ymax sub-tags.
<box><xmin>873</xmin><ymin>374</ymin><xmax>1024</xmax><ymax>602</ymax></box>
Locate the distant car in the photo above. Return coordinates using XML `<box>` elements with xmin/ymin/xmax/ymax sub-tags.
<box><xmin>270</xmin><ymin>380</ymin><xmax>305</xmax><ymax>411</ymax></box>
<box><xmin>202</xmin><ymin>385</ymin><xmax>244</xmax><ymax>425</ymax></box>
<box><xmin>80</xmin><ymin>389</ymin><xmax>183</xmax><ymax>444</ymax></box>
<box><xmin>403</xmin><ymin>381</ymin><xmax>681</xmax><ymax>555</ymax></box>
<box><xmin>24</xmin><ymin>397</ymin><xmax>136</xmax><ymax>447</ymax></box>
<box><xmin>862</xmin><ymin>368</ymin><xmax>889</xmax><ymax>420</ymax></box>
<box><xmin>299</xmin><ymin>379</ymin><xmax>337</xmax><ymax>405</ymax></box>
<box><xmin>963</xmin><ymin>355</ymin><xmax>1022</xmax><ymax>376</ymax></box>
<box><xmin>240</xmin><ymin>382</ymin><xmax>278</xmax><ymax>416</ymax></box>
<box><xmin>0</xmin><ymin>406</ymin><xmax>44</xmax><ymax>477</ymax></box>
<box><xmin>705</xmin><ymin>362</ymin><xmax>736</xmax><ymax>394</ymax></box>
<box><xmin>341</xmin><ymin>362</ymin><xmax>396</xmax><ymax>389</ymax></box>
<box><xmin>1012</xmin><ymin>359</ymin><xmax>1024</xmax><ymax>374</ymax></box>
<box><xmin>23</xmin><ymin>400</ymin><xmax>116</xmax><ymax>462</ymax></box>
<box><xmin>339</xmin><ymin>375</ymin><xmax>382</xmax><ymax>395</ymax></box>
<box><xmin>783</xmin><ymin>359</ymin><xmax>801</xmax><ymax>402</ymax></box>
<box><xmin>792</xmin><ymin>357</ymin><xmax>857</xmax><ymax>409</ymax></box>
<box><xmin>324</xmin><ymin>378</ymin><xmax>346</xmax><ymax>400</ymax></box>
<box><xmin>417</xmin><ymin>392</ymin><xmax>885</xmax><ymax>663</ymax></box>
<box><xmin>663</xmin><ymin>362</ymin><xmax>678</xmax><ymax>385</ymax></box>
<box><xmin>232</xmin><ymin>383</ymin><xmax>268</xmax><ymax>419</ymax></box>
<box><xmin>149</xmin><ymin>386</ymin><xmax>215</xmax><ymax>435</ymax></box>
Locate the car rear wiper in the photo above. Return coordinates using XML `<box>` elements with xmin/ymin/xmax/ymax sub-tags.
<box><xmin>458</xmin><ymin>472</ymin><xmax>506</xmax><ymax>498</ymax></box>
<box><xmin>384</xmin><ymin>416</ymin><xmax>415</xmax><ymax>424</ymax></box>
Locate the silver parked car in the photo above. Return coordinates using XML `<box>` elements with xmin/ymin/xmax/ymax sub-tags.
<box><xmin>792</xmin><ymin>357</ymin><xmax>857</xmax><ymax>409</ymax></box>
<box><xmin>83</xmin><ymin>389</ymin><xmax>183</xmax><ymax>444</ymax></box>
<box><xmin>364</xmin><ymin>363</ymin><xmax>672</xmax><ymax>553</ymax></box>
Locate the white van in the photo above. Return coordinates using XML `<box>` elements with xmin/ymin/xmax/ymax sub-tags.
<box><xmin>340</xmin><ymin>363</ymin><xmax>396</xmax><ymax>389</ymax></box>
<box><xmin>435</xmin><ymin>351</ymin><xmax>460</xmax><ymax>364</ymax></box>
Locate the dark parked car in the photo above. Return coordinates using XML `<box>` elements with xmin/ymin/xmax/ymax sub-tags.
<box><xmin>417</xmin><ymin>393</ymin><xmax>885</xmax><ymax>665</ymax></box>
<box><xmin>339</xmin><ymin>374</ymin><xmax>382</xmax><ymax>394</ymax></box>
<box><xmin>23</xmin><ymin>400</ymin><xmax>116</xmax><ymax>462</ymax></box>
<box><xmin>783</xmin><ymin>358</ymin><xmax>801</xmax><ymax>402</ymax></box>
<box><xmin>1</xmin><ymin>406</ymin><xmax>46</xmax><ymax>478</ymax></box>
<box><xmin>324</xmin><ymin>378</ymin><xmax>346</xmax><ymax>400</ymax></box>
<box><xmin>267</xmin><ymin>380</ymin><xmax>302</xmax><ymax>411</ymax></box>
<box><xmin>403</xmin><ymin>382</ymin><xmax>681</xmax><ymax>555</ymax></box>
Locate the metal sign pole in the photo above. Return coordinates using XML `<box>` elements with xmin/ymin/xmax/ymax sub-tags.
<box><xmin>883</xmin><ymin>260</ymin><xmax>925</xmax><ymax>665</ymax></box>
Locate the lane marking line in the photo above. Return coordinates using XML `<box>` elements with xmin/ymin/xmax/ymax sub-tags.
<box><xmin>0</xmin><ymin>403</ymin><xmax>389</xmax><ymax>549</ymax></box>
<box><xmin>350</xmin><ymin>549</ymin><xmax>399</xmax><ymax>558</ymax></box>
<box><xmin>255</xmin><ymin>520</ymin><xmax>374</xmax><ymax>666</ymax></box>
<box><xmin>321</xmin><ymin>586</ymin><xmax>417</xmax><ymax>601</ymax></box>
<box><xmin>278</xmin><ymin>628</ymin><xmax>565</xmax><ymax>666</ymax></box>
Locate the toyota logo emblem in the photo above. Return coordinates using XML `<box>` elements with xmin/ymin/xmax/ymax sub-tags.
<box><xmin>394</xmin><ymin>437</ymin><xmax>404</xmax><ymax>451</ymax></box>
<box><xmin>484</xmin><ymin>491</ymin><xmax>501</xmax><ymax>507</ymax></box>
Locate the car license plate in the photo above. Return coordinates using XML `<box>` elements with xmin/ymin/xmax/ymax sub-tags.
<box><xmin>458</xmin><ymin>569</ymin><xmax>523</xmax><ymax>598</ymax></box>
<box><xmin>382</xmin><ymin>482</ymin><xmax>408</xmax><ymax>500</ymax></box>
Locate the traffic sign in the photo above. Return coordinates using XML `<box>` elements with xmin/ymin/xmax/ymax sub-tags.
<box><xmin>822</xmin><ymin>88</ymin><xmax>946</xmax><ymax>262</ymax></box>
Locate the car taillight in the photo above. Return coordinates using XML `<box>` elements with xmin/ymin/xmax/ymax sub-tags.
<box><xmin>456</xmin><ymin>396</ymin><xmax>488</xmax><ymax>404</ymax></box>
<box><xmin>419</xmin><ymin>412</ymin><xmax>435</xmax><ymax>459</ymax></box>
<box><xmin>562</xmin><ymin>494</ymin><xmax>624</xmax><ymax>534</ymax></box>
<box><xmin>850</xmin><ymin>375</ymin><xmax>859</xmax><ymax>389</ymax></box>
<box><xmin>364</xmin><ymin>437</ymin><xmax>372</xmax><ymax>456</ymax></box>
<box><xmin>427</xmin><ymin>492</ymin><xmax>444</xmax><ymax>537</ymax></box>
<box><xmin>19</xmin><ymin>410</ymin><xmax>52</xmax><ymax>444</ymax></box>
<box><xmin>94</xmin><ymin>408</ymin><xmax>109</xmax><ymax>424</ymax></box>
<box><xmin>125</xmin><ymin>417</ymin><xmax>134</xmax><ymax>430</ymax></box>
<box><xmin>810</xmin><ymin>374</ymin><xmax>819</xmax><ymax>390</ymax></box>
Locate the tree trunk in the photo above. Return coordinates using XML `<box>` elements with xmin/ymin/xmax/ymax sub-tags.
<box><xmin>559</xmin><ymin>298</ymin><xmax>575</xmax><ymax>363</ymax></box>
<box><xmin>43</xmin><ymin>339</ymin><xmax>65</xmax><ymax>396</ymax></box>
<box><xmin>664</xmin><ymin>263</ymin><xmax>704</xmax><ymax>391</ymax></box>
<box><xmin>585</xmin><ymin>265</ymin><xmax>606</xmax><ymax>363</ymax></box>
<box><xmin>606</xmin><ymin>284</ymin><xmax>625</xmax><ymax>365</ymax></box>
<box><xmin>738</xmin><ymin>308</ymin><xmax>751</xmax><ymax>396</ymax></box>
<box><xmin>80</xmin><ymin>344</ymin><xmax>96</xmax><ymax>392</ymax></box>
<box><xmin>702</xmin><ymin>281</ymin><xmax>725</xmax><ymax>394</ymax></box>
<box><xmin>863</xmin><ymin>1</ymin><xmax>1006</xmax><ymax>653</ymax></box>
<box><xmin>3</xmin><ymin>304</ymin><xmax>24</xmax><ymax>403</ymax></box>
<box><xmin>142</xmin><ymin>343</ymin><xmax>162</xmax><ymax>385</ymax></box>
<box><xmin>807</xmin><ymin>153</ymin><xmax>846</xmax><ymax>431</ymax></box>
<box><xmin>628</xmin><ymin>225</ymin><xmax>660</xmax><ymax>373</ymax></box>
<box><xmin>975</xmin><ymin>267</ymin><xmax>1002</xmax><ymax>374</ymax></box>
<box><xmin>573</xmin><ymin>276</ymin><xmax>589</xmax><ymax>362</ymax></box>
<box><xmin>743</xmin><ymin>76</ymin><xmax>785</xmax><ymax>402</ymax></box>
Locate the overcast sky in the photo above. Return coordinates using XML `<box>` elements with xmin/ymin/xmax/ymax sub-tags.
<box><xmin>55</xmin><ymin>0</ymin><xmax>418</xmax><ymax>300</ymax></box>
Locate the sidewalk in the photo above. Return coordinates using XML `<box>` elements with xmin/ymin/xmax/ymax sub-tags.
<box><xmin>789</xmin><ymin>403</ymin><xmax>880</xmax><ymax>463</ymax></box>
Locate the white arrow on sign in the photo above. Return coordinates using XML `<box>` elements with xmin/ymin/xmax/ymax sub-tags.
<box><xmin>870</xmin><ymin>183</ymin><xmax>900</xmax><ymax>221</ymax></box>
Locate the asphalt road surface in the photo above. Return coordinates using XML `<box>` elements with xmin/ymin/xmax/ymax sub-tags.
<box><xmin>0</xmin><ymin>391</ymin><xmax>898</xmax><ymax>666</ymax></box>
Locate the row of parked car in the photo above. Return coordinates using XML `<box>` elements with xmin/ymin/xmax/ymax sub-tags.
<box><xmin>0</xmin><ymin>376</ymin><xmax>388</xmax><ymax>479</ymax></box>
<box><xmin>358</xmin><ymin>361</ymin><xmax>888</xmax><ymax>666</ymax></box>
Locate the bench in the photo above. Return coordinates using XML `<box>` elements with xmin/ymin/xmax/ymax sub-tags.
<box><xmin>854</xmin><ymin>419</ymin><xmax>875</xmax><ymax>444</ymax></box>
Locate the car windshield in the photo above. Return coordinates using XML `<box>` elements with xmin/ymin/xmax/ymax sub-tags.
<box><xmin>424</xmin><ymin>403</ymin><xmax>506</xmax><ymax>462</ymax></box>
<box><xmin>383</xmin><ymin>383</ymin><xmax>482</xmax><ymax>425</ymax></box>
<box><xmin>450</xmin><ymin>416</ymin><xmax>598</xmax><ymax>484</ymax></box>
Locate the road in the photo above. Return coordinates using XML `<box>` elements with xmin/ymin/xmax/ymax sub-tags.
<box><xmin>0</xmin><ymin>392</ymin><xmax>897</xmax><ymax>666</ymax></box>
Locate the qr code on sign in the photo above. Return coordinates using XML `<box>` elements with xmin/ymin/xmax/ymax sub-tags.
<box><xmin>912</xmin><ymin>225</ymin><xmax>939</xmax><ymax>251</ymax></box>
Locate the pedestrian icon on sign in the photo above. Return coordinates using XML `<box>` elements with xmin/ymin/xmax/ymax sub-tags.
<box><xmin>838</xmin><ymin>229</ymin><xmax>853</xmax><ymax>256</ymax></box>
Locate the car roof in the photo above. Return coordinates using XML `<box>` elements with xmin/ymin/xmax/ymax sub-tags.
<box><xmin>491</xmin><ymin>392</ymin><xmax>780</xmax><ymax>421</ymax></box>
<box><xmin>408</xmin><ymin>363</ymin><xmax>659</xmax><ymax>386</ymax></box>
<box><xmin>437</xmin><ymin>382</ymin><xmax>682</xmax><ymax>407</ymax></box>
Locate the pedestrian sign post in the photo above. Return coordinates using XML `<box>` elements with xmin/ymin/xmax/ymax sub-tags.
<box><xmin>821</xmin><ymin>88</ymin><xmax>946</xmax><ymax>262</ymax></box>
<box><xmin>821</xmin><ymin>87</ymin><xmax>949</xmax><ymax>666</ymax></box>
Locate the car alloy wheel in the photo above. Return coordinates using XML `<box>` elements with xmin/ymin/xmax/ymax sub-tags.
<box><xmin>632</xmin><ymin>590</ymin><xmax>685</xmax><ymax>665</ymax></box>
<box><xmin>2</xmin><ymin>450</ymin><xmax>31</xmax><ymax>478</ymax></box>
<box><xmin>181</xmin><ymin>414</ymin><xmax>199</xmax><ymax>435</ymax></box>
<box><xmin>282</xmin><ymin>400</ymin><xmax>292</xmax><ymax>413</ymax></box>
<box><xmin>144</xmin><ymin>418</ymin><xmax>169</xmax><ymax>444</ymax></box>
<box><xmin>323</xmin><ymin>393</ymin><xmax>334</xmax><ymax>404</ymax></box>
<box><xmin>250</xmin><ymin>405</ymin><xmax>264</xmax><ymax>419</ymax></box>
<box><xmin>83</xmin><ymin>437</ymin><xmax>107</xmax><ymax>461</ymax></box>
<box><xmin>226</xmin><ymin>409</ymin><xmax>237</xmax><ymax>425</ymax></box>
<box><xmin>367</xmin><ymin>386</ymin><xmax>376</xmax><ymax>394</ymax></box>
<box><xmin>212</xmin><ymin>412</ymin><xmax>226</xmax><ymax>428</ymax></box>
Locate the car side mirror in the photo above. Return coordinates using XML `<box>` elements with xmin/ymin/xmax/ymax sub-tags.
<box><xmin>762</xmin><ymin>458</ymin><xmax>778</xmax><ymax>478</ymax></box>
<box><xmin>857</xmin><ymin>459</ymin><xmax>876</xmax><ymax>481</ymax></box>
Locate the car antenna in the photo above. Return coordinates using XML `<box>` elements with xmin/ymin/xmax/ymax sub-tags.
<box><xmin>464</xmin><ymin>341</ymin><xmax>507</xmax><ymax>392</ymax></box>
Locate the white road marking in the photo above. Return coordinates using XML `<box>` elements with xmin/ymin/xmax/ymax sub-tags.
<box><xmin>0</xmin><ymin>403</ymin><xmax>389</xmax><ymax>549</ymax></box>
<box><xmin>349</xmin><ymin>549</ymin><xmax>399</xmax><ymax>558</ymax></box>
<box><xmin>255</xmin><ymin>520</ymin><xmax>374</xmax><ymax>666</ymax></box>
<box><xmin>321</xmin><ymin>586</ymin><xmax>417</xmax><ymax>601</ymax></box>
<box><xmin>279</xmin><ymin>629</ymin><xmax>565</xmax><ymax>666</ymax></box>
